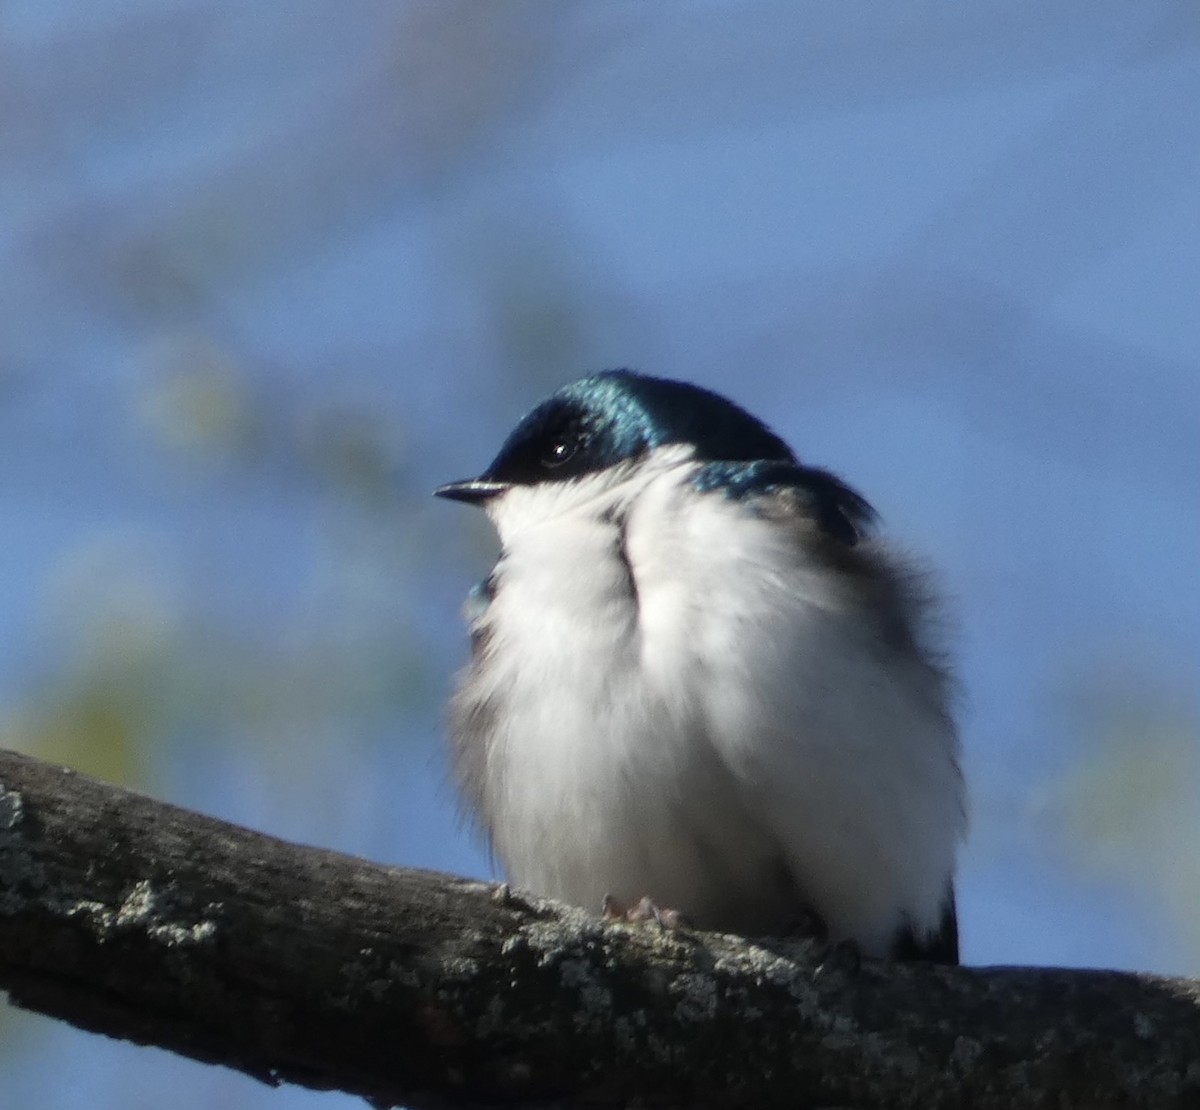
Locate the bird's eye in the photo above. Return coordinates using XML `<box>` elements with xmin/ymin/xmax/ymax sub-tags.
<box><xmin>541</xmin><ymin>437</ymin><xmax>577</xmax><ymax>468</ymax></box>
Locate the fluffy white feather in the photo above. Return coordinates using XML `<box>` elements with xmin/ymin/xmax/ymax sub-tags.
<box><xmin>451</xmin><ymin>444</ymin><xmax>964</xmax><ymax>958</ymax></box>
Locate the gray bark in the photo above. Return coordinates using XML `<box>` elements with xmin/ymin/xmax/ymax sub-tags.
<box><xmin>1</xmin><ymin>746</ymin><xmax>1198</xmax><ymax>1109</ymax></box>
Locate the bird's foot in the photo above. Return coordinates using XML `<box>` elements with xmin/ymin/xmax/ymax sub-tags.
<box><xmin>602</xmin><ymin>894</ymin><xmax>690</xmax><ymax>931</ymax></box>
<box><xmin>815</xmin><ymin>937</ymin><xmax>863</xmax><ymax>977</ymax></box>
<box><xmin>783</xmin><ymin>907</ymin><xmax>861</xmax><ymax>975</ymax></box>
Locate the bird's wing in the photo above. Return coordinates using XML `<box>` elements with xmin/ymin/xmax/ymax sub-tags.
<box><xmin>668</xmin><ymin>476</ymin><xmax>962</xmax><ymax>961</ymax></box>
<box><xmin>891</xmin><ymin>890</ymin><xmax>959</xmax><ymax>964</ymax></box>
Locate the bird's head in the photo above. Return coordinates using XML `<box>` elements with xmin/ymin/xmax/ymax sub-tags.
<box><xmin>435</xmin><ymin>369</ymin><xmax>791</xmax><ymax>511</ymax></box>
<box><xmin>436</xmin><ymin>370</ymin><xmax>873</xmax><ymax>545</ymax></box>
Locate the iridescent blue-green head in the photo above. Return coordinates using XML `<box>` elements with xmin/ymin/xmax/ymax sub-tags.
<box><xmin>435</xmin><ymin>370</ymin><xmax>796</xmax><ymax>500</ymax></box>
<box><xmin>435</xmin><ymin>370</ymin><xmax>875</xmax><ymax>546</ymax></box>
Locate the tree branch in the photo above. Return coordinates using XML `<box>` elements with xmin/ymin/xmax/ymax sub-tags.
<box><xmin>0</xmin><ymin>747</ymin><xmax>1197</xmax><ymax>1108</ymax></box>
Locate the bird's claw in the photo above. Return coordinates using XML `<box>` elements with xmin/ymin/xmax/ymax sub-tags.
<box><xmin>602</xmin><ymin>893</ymin><xmax>690</xmax><ymax>931</ymax></box>
<box><xmin>815</xmin><ymin>937</ymin><xmax>863</xmax><ymax>977</ymax></box>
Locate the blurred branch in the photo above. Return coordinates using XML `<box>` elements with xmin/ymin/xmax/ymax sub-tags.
<box><xmin>1</xmin><ymin>748</ymin><xmax>1198</xmax><ymax>1109</ymax></box>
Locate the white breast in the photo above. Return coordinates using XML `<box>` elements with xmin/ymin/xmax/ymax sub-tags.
<box><xmin>452</xmin><ymin>455</ymin><xmax>964</xmax><ymax>956</ymax></box>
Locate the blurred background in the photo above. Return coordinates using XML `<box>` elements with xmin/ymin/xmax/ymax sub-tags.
<box><xmin>2</xmin><ymin>0</ymin><xmax>1198</xmax><ymax>1105</ymax></box>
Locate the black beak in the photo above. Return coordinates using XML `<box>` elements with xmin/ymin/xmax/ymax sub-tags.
<box><xmin>434</xmin><ymin>478</ymin><xmax>510</xmax><ymax>505</ymax></box>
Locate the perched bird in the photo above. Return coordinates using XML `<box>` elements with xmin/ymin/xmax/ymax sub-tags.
<box><xmin>436</xmin><ymin>371</ymin><xmax>964</xmax><ymax>963</ymax></box>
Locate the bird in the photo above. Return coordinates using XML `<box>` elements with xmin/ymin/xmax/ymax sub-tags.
<box><xmin>435</xmin><ymin>370</ymin><xmax>964</xmax><ymax>963</ymax></box>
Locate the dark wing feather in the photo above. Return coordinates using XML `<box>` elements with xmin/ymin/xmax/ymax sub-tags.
<box><xmin>890</xmin><ymin>888</ymin><xmax>959</xmax><ymax>965</ymax></box>
<box><xmin>692</xmin><ymin>460</ymin><xmax>877</xmax><ymax>545</ymax></box>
